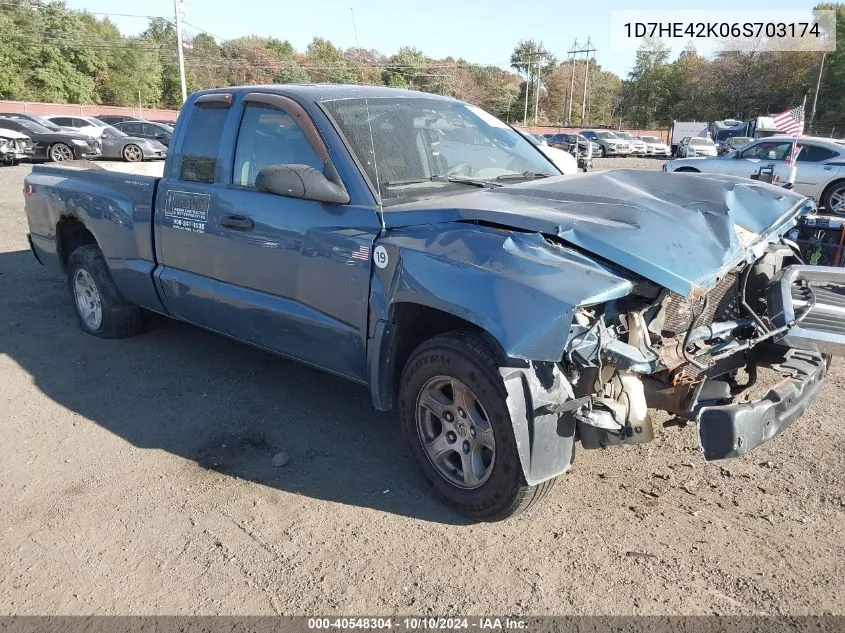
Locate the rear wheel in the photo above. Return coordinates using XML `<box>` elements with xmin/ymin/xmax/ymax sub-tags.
<box><xmin>122</xmin><ymin>144</ymin><xmax>143</xmax><ymax>162</ymax></box>
<box><xmin>49</xmin><ymin>143</ymin><xmax>73</xmax><ymax>162</ymax></box>
<box><xmin>822</xmin><ymin>180</ymin><xmax>845</xmax><ymax>214</ymax></box>
<box><xmin>67</xmin><ymin>245</ymin><xmax>143</xmax><ymax>338</ymax></box>
<box><xmin>399</xmin><ymin>331</ymin><xmax>555</xmax><ymax>521</ymax></box>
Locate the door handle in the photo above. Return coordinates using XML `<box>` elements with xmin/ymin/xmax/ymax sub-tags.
<box><xmin>219</xmin><ymin>214</ymin><xmax>254</xmax><ymax>231</ymax></box>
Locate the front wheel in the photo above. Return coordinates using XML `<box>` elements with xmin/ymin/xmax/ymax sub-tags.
<box><xmin>49</xmin><ymin>143</ymin><xmax>73</xmax><ymax>162</ymax></box>
<box><xmin>67</xmin><ymin>245</ymin><xmax>143</xmax><ymax>338</ymax></box>
<box><xmin>122</xmin><ymin>144</ymin><xmax>143</xmax><ymax>162</ymax></box>
<box><xmin>399</xmin><ymin>331</ymin><xmax>555</xmax><ymax>521</ymax></box>
<box><xmin>600</xmin><ymin>146</ymin><xmax>607</xmax><ymax>158</ymax></box>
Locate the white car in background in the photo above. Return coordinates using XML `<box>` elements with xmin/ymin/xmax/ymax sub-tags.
<box><xmin>615</xmin><ymin>131</ymin><xmax>648</xmax><ymax>155</ymax></box>
<box><xmin>636</xmin><ymin>135</ymin><xmax>671</xmax><ymax>157</ymax></box>
<box><xmin>678</xmin><ymin>136</ymin><xmax>718</xmax><ymax>157</ymax></box>
<box><xmin>516</xmin><ymin>128</ymin><xmax>577</xmax><ymax>175</ymax></box>
<box><xmin>44</xmin><ymin>115</ymin><xmax>108</xmax><ymax>138</ymax></box>
<box><xmin>664</xmin><ymin>135</ymin><xmax>845</xmax><ymax>212</ymax></box>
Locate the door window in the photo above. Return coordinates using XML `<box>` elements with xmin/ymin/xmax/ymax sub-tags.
<box><xmin>739</xmin><ymin>142</ymin><xmax>793</xmax><ymax>160</ymax></box>
<box><xmin>53</xmin><ymin>117</ymin><xmax>73</xmax><ymax>126</ymax></box>
<box><xmin>232</xmin><ymin>102</ymin><xmax>323</xmax><ymax>187</ymax></box>
<box><xmin>122</xmin><ymin>122</ymin><xmax>142</xmax><ymax>135</ymax></box>
<box><xmin>797</xmin><ymin>144</ymin><xmax>838</xmax><ymax>162</ymax></box>
<box><xmin>179</xmin><ymin>104</ymin><xmax>229</xmax><ymax>183</ymax></box>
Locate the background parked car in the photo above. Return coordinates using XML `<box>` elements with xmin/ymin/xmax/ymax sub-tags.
<box><xmin>45</xmin><ymin>115</ymin><xmax>108</xmax><ymax>138</ymax></box>
<box><xmin>0</xmin><ymin>118</ymin><xmax>99</xmax><ymax>161</ymax></box>
<box><xmin>99</xmin><ymin>125</ymin><xmax>167</xmax><ymax>161</ymax></box>
<box><xmin>0</xmin><ymin>129</ymin><xmax>33</xmax><ymax>165</ymax></box>
<box><xmin>614</xmin><ymin>131</ymin><xmax>647</xmax><ymax>155</ymax></box>
<box><xmin>0</xmin><ymin>112</ymin><xmax>77</xmax><ymax>133</ymax></box>
<box><xmin>579</xmin><ymin>130</ymin><xmax>631</xmax><ymax>157</ymax></box>
<box><xmin>113</xmin><ymin>120</ymin><xmax>174</xmax><ymax>147</ymax></box>
<box><xmin>515</xmin><ymin>128</ymin><xmax>577</xmax><ymax>175</ymax></box>
<box><xmin>635</xmin><ymin>135</ymin><xmax>671</xmax><ymax>157</ymax></box>
<box><xmin>677</xmin><ymin>136</ymin><xmax>718</xmax><ymax>157</ymax></box>
<box><xmin>717</xmin><ymin>136</ymin><xmax>754</xmax><ymax>155</ymax></box>
<box><xmin>95</xmin><ymin>115</ymin><xmax>141</xmax><ymax>126</ymax></box>
<box><xmin>665</xmin><ymin>135</ymin><xmax>845</xmax><ymax>212</ymax></box>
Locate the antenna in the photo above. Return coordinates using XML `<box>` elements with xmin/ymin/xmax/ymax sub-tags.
<box><xmin>351</xmin><ymin>7</ymin><xmax>384</xmax><ymax>228</ymax></box>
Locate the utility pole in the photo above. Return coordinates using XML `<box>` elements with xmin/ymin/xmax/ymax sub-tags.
<box><xmin>566</xmin><ymin>39</ymin><xmax>578</xmax><ymax>125</ymax></box>
<box><xmin>523</xmin><ymin>62</ymin><xmax>530</xmax><ymax>126</ymax></box>
<box><xmin>810</xmin><ymin>51</ymin><xmax>826</xmax><ymax>133</ymax></box>
<box><xmin>174</xmin><ymin>0</ymin><xmax>188</xmax><ymax>104</ymax></box>
<box><xmin>579</xmin><ymin>38</ymin><xmax>596</xmax><ymax>126</ymax></box>
<box><xmin>534</xmin><ymin>56</ymin><xmax>542</xmax><ymax>127</ymax></box>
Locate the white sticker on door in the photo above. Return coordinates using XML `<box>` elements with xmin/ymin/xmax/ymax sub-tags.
<box><xmin>373</xmin><ymin>245</ymin><xmax>389</xmax><ymax>269</ymax></box>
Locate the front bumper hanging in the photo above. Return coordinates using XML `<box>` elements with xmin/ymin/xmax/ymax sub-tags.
<box><xmin>697</xmin><ymin>348</ymin><xmax>828</xmax><ymax>460</ymax></box>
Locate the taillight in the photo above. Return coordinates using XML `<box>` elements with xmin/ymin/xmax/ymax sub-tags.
<box><xmin>24</xmin><ymin>184</ymin><xmax>33</xmax><ymax>196</ymax></box>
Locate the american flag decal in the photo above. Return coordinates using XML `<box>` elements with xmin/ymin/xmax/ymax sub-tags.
<box><xmin>351</xmin><ymin>244</ymin><xmax>370</xmax><ymax>261</ymax></box>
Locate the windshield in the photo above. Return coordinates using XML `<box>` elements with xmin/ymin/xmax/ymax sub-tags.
<box><xmin>104</xmin><ymin>125</ymin><xmax>128</xmax><ymax>138</ymax></box>
<box><xmin>615</xmin><ymin>132</ymin><xmax>632</xmax><ymax>140</ymax></box>
<box><xmin>11</xmin><ymin>119</ymin><xmax>52</xmax><ymax>134</ymax></box>
<box><xmin>322</xmin><ymin>97</ymin><xmax>558</xmax><ymax>202</ymax></box>
<box><xmin>690</xmin><ymin>138</ymin><xmax>714</xmax><ymax>146</ymax></box>
<box><xmin>28</xmin><ymin>115</ymin><xmax>62</xmax><ymax>131</ymax></box>
<box><xmin>595</xmin><ymin>131</ymin><xmax>618</xmax><ymax>139</ymax></box>
<box><xmin>640</xmin><ymin>136</ymin><xmax>660</xmax><ymax>143</ymax></box>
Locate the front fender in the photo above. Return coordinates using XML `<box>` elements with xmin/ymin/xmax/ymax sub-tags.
<box><xmin>372</xmin><ymin>223</ymin><xmax>635</xmax><ymax>362</ymax></box>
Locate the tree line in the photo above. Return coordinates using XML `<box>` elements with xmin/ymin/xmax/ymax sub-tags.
<box><xmin>1</xmin><ymin>0</ymin><xmax>843</xmax><ymax>132</ymax></box>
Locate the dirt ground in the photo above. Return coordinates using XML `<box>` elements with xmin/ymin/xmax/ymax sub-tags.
<box><xmin>1</xmin><ymin>161</ymin><xmax>844</xmax><ymax>616</ymax></box>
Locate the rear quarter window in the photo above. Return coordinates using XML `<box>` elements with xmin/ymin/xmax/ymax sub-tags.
<box><xmin>179</xmin><ymin>105</ymin><xmax>229</xmax><ymax>183</ymax></box>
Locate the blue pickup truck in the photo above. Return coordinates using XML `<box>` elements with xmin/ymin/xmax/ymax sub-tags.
<box><xmin>23</xmin><ymin>85</ymin><xmax>845</xmax><ymax>520</ymax></box>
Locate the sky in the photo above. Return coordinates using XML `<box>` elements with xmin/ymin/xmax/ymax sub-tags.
<box><xmin>65</xmin><ymin>0</ymin><xmax>822</xmax><ymax>78</ymax></box>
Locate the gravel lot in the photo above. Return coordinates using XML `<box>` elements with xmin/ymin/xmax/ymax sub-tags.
<box><xmin>1</xmin><ymin>162</ymin><xmax>844</xmax><ymax>616</ymax></box>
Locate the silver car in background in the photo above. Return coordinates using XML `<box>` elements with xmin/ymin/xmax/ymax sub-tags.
<box><xmin>46</xmin><ymin>115</ymin><xmax>166</xmax><ymax>162</ymax></box>
<box><xmin>665</xmin><ymin>135</ymin><xmax>845</xmax><ymax>212</ymax></box>
<box><xmin>678</xmin><ymin>136</ymin><xmax>718</xmax><ymax>157</ymax></box>
<box><xmin>580</xmin><ymin>130</ymin><xmax>631</xmax><ymax>157</ymax></box>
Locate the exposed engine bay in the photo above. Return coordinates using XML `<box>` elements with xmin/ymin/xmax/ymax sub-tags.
<box><xmin>558</xmin><ymin>240</ymin><xmax>841</xmax><ymax>452</ymax></box>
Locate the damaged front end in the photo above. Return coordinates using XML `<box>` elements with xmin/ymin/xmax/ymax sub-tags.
<box><xmin>551</xmin><ymin>240</ymin><xmax>843</xmax><ymax>464</ymax></box>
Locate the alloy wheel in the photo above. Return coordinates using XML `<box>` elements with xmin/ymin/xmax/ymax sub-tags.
<box><xmin>415</xmin><ymin>375</ymin><xmax>496</xmax><ymax>489</ymax></box>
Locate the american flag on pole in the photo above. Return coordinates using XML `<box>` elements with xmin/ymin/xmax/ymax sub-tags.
<box><xmin>772</xmin><ymin>103</ymin><xmax>806</xmax><ymax>137</ymax></box>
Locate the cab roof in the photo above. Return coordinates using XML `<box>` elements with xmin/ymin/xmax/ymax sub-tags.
<box><xmin>193</xmin><ymin>84</ymin><xmax>460</xmax><ymax>104</ymax></box>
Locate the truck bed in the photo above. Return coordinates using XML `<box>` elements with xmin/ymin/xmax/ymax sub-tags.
<box><xmin>25</xmin><ymin>163</ymin><xmax>163</xmax><ymax>310</ymax></box>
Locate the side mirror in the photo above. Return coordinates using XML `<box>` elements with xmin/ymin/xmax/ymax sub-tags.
<box><xmin>256</xmin><ymin>164</ymin><xmax>350</xmax><ymax>204</ymax></box>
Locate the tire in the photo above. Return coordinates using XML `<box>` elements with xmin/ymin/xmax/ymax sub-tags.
<box><xmin>399</xmin><ymin>330</ymin><xmax>555</xmax><ymax>521</ymax></box>
<box><xmin>821</xmin><ymin>180</ymin><xmax>845</xmax><ymax>215</ymax></box>
<box><xmin>600</xmin><ymin>145</ymin><xmax>607</xmax><ymax>158</ymax></box>
<box><xmin>49</xmin><ymin>143</ymin><xmax>73</xmax><ymax>162</ymax></box>
<box><xmin>122</xmin><ymin>144</ymin><xmax>143</xmax><ymax>162</ymax></box>
<box><xmin>66</xmin><ymin>244</ymin><xmax>143</xmax><ymax>338</ymax></box>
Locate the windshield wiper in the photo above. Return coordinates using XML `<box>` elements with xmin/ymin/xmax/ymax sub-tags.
<box><xmin>495</xmin><ymin>171</ymin><xmax>553</xmax><ymax>182</ymax></box>
<box><xmin>382</xmin><ymin>175</ymin><xmax>501</xmax><ymax>188</ymax></box>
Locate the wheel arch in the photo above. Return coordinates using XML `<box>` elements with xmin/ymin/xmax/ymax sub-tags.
<box><xmin>368</xmin><ymin>301</ymin><xmax>508</xmax><ymax>413</ymax></box>
<box><xmin>56</xmin><ymin>216</ymin><xmax>98</xmax><ymax>272</ymax></box>
<box><xmin>673</xmin><ymin>166</ymin><xmax>700</xmax><ymax>173</ymax></box>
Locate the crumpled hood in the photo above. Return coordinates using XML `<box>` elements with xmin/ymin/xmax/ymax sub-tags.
<box><xmin>383</xmin><ymin>170</ymin><xmax>813</xmax><ymax>297</ymax></box>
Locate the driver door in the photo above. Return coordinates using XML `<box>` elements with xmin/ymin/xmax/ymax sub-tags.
<box><xmin>728</xmin><ymin>140</ymin><xmax>793</xmax><ymax>179</ymax></box>
<box><xmin>155</xmin><ymin>92</ymin><xmax>381</xmax><ymax>381</ymax></box>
